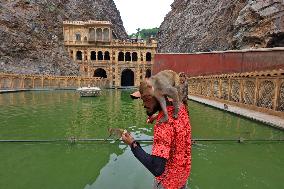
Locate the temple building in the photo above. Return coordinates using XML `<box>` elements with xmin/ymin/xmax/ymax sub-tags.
<box><xmin>63</xmin><ymin>20</ymin><xmax>157</xmax><ymax>87</ymax></box>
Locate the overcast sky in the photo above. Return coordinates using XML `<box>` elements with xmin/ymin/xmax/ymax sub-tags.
<box><xmin>113</xmin><ymin>0</ymin><xmax>174</xmax><ymax>34</ymax></box>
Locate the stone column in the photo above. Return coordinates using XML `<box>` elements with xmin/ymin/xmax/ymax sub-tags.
<box><xmin>273</xmin><ymin>78</ymin><xmax>280</xmax><ymax>111</ymax></box>
<box><xmin>240</xmin><ymin>79</ymin><xmax>244</xmax><ymax>103</ymax></box>
<box><xmin>32</xmin><ymin>77</ymin><xmax>35</xmax><ymax>89</ymax></box>
<box><xmin>254</xmin><ymin>78</ymin><xmax>259</xmax><ymax>106</ymax></box>
<box><xmin>228</xmin><ymin>78</ymin><xmax>232</xmax><ymax>101</ymax></box>
<box><xmin>218</xmin><ymin>79</ymin><xmax>222</xmax><ymax>99</ymax></box>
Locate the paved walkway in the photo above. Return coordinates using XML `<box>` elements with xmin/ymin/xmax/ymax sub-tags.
<box><xmin>189</xmin><ymin>95</ymin><xmax>284</xmax><ymax>130</ymax></box>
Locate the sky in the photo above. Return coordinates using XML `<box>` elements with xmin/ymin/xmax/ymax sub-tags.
<box><xmin>113</xmin><ymin>0</ymin><xmax>174</xmax><ymax>34</ymax></box>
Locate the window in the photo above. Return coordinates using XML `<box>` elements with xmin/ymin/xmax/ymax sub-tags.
<box><xmin>75</xmin><ymin>33</ymin><xmax>81</xmax><ymax>41</ymax></box>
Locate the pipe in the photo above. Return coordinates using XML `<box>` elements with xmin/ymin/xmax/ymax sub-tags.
<box><xmin>0</xmin><ymin>138</ymin><xmax>283</xmax><ymax>143</ymax></box>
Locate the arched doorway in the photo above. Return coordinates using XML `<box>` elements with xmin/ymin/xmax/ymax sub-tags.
<box><xmin>125</xmin><ymin>52</ymin><xmax>131</xmax><ymax>61</ymax></box>
<box><xmin>145</xmin><ymin>69</ymin><xmax>151</xmax><ymax>78</ymax></box>
<box><xmin>98</xmin><ymin>51</ymin><xmax>103</xmax><ymax>60</ymax></box>
<box><xmin>104</xmin><ymin>51</ymin><xmax>110</xmax><ymax>60</ymax></box>
<box><xmin>132</xmin><ymin>52</ymin><xmax>138</xmax><ymax>61</ymax></box>
<box><xmin>91</xmin><ymin>51</ymin><xmax>96</xmax><ymax>60</ymax></box>
<box><xmin>94</xmin><ymin>68</ymin><xmax>107</xmax><ymax>78</ymax></box>
<box><xmin>121</xmin><ymin>69</ymin><xmax>134</xmax><ymax>86</ymax></box>
<box><xmin>76</xmin><ymin>51</ymin><xmax>82</xmax><ymax>60</ymax></box>
<box><xmin>146</xmin><ymin>52</ymin><xmax>152</xmax><ymax>61</ymax></box>
<box><xmin>118</xmin><ymin>52</ymin><xmax>124</xmax><ymax>61</ymax></box>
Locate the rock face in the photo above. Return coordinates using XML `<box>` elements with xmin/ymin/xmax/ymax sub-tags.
<box><xmin>0</xmin><ymin>0</ymin><xmax>127</xmax><ymax>75</ymax></box>
<box><xmin>157</xmin><ymin>0</ymin><xmax>284</xmax><ymax>53</ymax></box>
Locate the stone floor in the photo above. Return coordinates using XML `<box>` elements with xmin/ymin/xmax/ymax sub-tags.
<box><xmin>189</xmin><ymin>95</ymin><xmax>284</xmax><ymax>130</ymax></box>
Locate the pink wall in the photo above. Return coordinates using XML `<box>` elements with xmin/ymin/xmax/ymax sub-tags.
<box><xmin>153</xmin><ymin>49</ymin><xmax>284</xmax><ymax>76</ymax></box>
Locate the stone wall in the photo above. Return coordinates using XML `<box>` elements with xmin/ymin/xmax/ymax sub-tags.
<box><xmin>0</xmin><ymin>0</ymin><xmax>127</xmax><ymax>76</ymax></box>
<box><xmin>157</xmin><ymin>0</ymin><xmax>284</xmax><ymax>53</ymax></box>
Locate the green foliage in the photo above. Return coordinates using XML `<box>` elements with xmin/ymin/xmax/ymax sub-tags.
<box><xmin>129</xmin><ymin>27</ymin><xmax>159</xmax><ymax>40</ymax></box>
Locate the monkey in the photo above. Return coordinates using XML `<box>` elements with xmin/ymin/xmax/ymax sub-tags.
<box><xmin>224</xmin><ymin>104</ymin><xmax>228</xmax><ymax>110</ymax></box>
<box><xmin>141</xmin><ymin>70</ymin><xmax>186</xmax><ymax>123</ymax></box>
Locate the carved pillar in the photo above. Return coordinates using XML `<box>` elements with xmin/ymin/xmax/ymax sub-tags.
<box><xmin>41</xmin><ymin>76</ymin><xmax>44</xmax><ymax>88</ymax></box>
<box><xmin>95</xmin><ymin>27</ymin><xmax>97</xmax><ymax>41</ymax></box>
<box><xmin>273</xmin><ymin>78</ymin><xmax>280</xmax><ymax>111</ymax></box>
<box><xmin>20</xmin><ymin>77</ymin><xmax>24</xmax><ymax>89</ymax></box>
<box><xmin>73</xmin><ymin>49</ymin><xmax>76</xmax><ymax>61</ymax></box>
<box><xmin>254</xmin><ymin>78</ymin><xmax>259</xmax><ymax>106</ymax></box>
<box><xmin>218</xmin><ymin>79</ymin><xmax>222</xmax><ymax>99</ymax></box>
<box><xmin>102</xmin><ymin>27</ymin><xmax>105</xmax><ymax>41</ymax></box>
<box><xmin>109</xmin><ymin>27</ymin><xmax>111</xmax><ymax>41</ymax></box>
<box><xmin>240</xmin><ymin>79</ymin><xmax>244</xmax><ymax>103</ymax></box>
<box><xmin>32</xmin><ymin>77</ymin><xmax>35</xmax><ymax>89</ymax></box>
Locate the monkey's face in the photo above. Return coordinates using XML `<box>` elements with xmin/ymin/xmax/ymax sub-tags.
<box><xmin>141</xmin><ymin>94</ymin><xmax>160</xmax><ymax>116</ymax></box>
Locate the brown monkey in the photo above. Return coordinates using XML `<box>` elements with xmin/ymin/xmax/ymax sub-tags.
<box><xmin>224</xmin><ymin>104</ymin><xmax>228</xmax><ymax>110</ymax></box>
<box><xmin>141</xmin><ymin>70</ymin><xmax>182</xmax><ymax>123</ymax></box>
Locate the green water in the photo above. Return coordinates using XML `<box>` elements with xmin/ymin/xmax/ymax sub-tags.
<box><xmin>0</xmin><ymin>90</ymin><xmax>283</xmax><ymax>189</ymax></box>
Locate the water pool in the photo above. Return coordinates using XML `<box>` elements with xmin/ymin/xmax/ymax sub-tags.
<box><xmin>0</xmin><ymin>90</ymin><xmax>283</xmax><ymax>189</ymax></box>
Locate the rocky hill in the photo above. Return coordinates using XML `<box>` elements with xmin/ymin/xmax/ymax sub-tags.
<box><xmin>157</xmin><ymin>0</ymin><xmax>284</xmax><ymax>53</ymax></box>
<box><xmin>0</xmin><ymin>0</ymin><xmax>127</xmax><ymax>75</ymax></box>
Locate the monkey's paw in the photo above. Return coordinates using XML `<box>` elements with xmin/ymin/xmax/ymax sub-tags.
<box><xmin>173</xmin><ymin>113</ymin><xmax>179</xmax><ymax>119</ymax></box>
<box><xmin>158</xmin><ymin>116</ymin><xmax>168</xmax><ymax>123</ymax></box>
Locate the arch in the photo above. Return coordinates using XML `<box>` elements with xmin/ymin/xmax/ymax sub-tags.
<box><xmin>75</xmin><ymin>33</ymin><xmax>81</xmax><ymax>41</ymax></box>
<box><xmin>132</xmin><ymin>52</ymin><xmax>138</xmax><ymax>61</ymax></box>
<box><xmin>96</xmin><ymin>28</ymin><xmax>102</xmax><ymax>41</ymax></box>
<box><xmin>91</xmin><ymin>51</ymin><xmax>96</xmax><ymax>60</ymax></box>
<box><xmin>104</xmin><ymin>51</ymin><xmax>110</xmax><ymax>60</ymax></box>
<box><xmin>84</xmin><ymin>36</ymin><xmax>87</xmax><ymax>41</ymax></box>
<box><xmin>89</xmin><ymin>28</ymin><xmax>95</xmax><ymax>41</ymax></box>
<box><xmin>146</xmin><ymin>52</ymin><xmax>152</xmax><ymax>61</ymax></box>
<box><xmin>118</xmin><ymin>52</ymin><xmax>124</xmax><ymax>61</ymax></box>
<box><xmin>98</xmin><ymin>51</ymin><xmax>103</xmax><ymax>60</ymax></box>
<box><xmin>125</xmin><ymin>52</ymin><xmax>131</xmax><ymax>61</ymax></box>
<box><xmin>145</xmin><ymin>69</ymin><xmax>151</xmax><ymax>78</ymax></box>
<box><xmin>121</xmin><ymin>69</ymin><xmax>134</xmax><ymax>86</ymax></box>
<box><xmin>34</xmin><ymin>78</ymin><xmax>42</xmax><ymax>88</ymax></box>
<box><xmin>94</xmin><ymin>68</ymin><xmax>107</xmax><ymax>78</ymax></box>
<box><xmin>76</xmin><ymin>51</ymin><xmax>82</xmax><ymax>60</ymax></box>
<box><xmin>13</xmin><ymin>77</ymin><xmax>21</xmax><ymax>89</ymax></box>
<box><xmin>103</xmin><ymin>28</ymin><xmax>110</xmax><ymax>41</ymax></box>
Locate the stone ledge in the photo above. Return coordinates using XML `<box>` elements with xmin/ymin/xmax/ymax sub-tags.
<box><xmin>189</xmin><ymin>95</ymin><xmax>284</xmax><ymax>130</ymax></box>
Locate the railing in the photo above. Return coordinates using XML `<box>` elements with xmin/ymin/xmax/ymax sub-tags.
<box><xmin>0</xmin><ymin>73</ymin><xmax>108</xmax><ymax>90</ymax></box>
<box><xmin>188</xmin><ymin>69</ymin><xmax>284</xmax><ymax>117</ymax></box>
<box><xmin>64</xmin><ymin>40</ymin><xmax>157</xmax><ymax>48</ymax></box>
